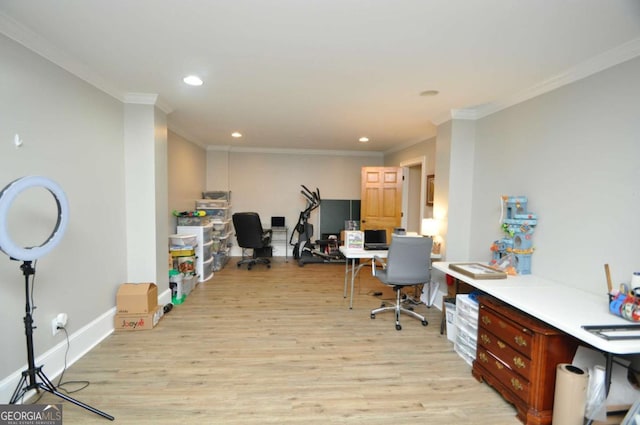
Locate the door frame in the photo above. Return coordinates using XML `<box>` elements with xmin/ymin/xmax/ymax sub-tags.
<box><xmin>400</xmin><ymin>156</ymin><xmax>426</xmax><ymax>233</ymax></box>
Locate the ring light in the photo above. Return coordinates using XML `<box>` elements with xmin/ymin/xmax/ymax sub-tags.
<box><xmin>0</xmin><ymin>176</ymin><xmax>69</xmax><ymax>261</ymax></box>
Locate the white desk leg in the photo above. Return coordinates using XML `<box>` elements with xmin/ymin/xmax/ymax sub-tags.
<box><xmin>350</xmin><ymin>259</ymin><xmax>357</xmax><ymax>309</ymax></box>
<box><xmin>343</xmin><ymin>258</ymin><xmax>349</xmax><ymax>298</ymax></box>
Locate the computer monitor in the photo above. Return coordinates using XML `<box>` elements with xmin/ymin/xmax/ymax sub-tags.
<box><xmin>271</xmin><ymin>216</ymin><xmax>285</xmax><ymax>228</ymax></box>
<box><xmin>364</xmin><ymin>229</ymin><xmax>386</xmax><ymax>244</ymax></box>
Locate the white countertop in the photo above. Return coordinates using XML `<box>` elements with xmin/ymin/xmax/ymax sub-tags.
<box><xmin>433</xmin><ymin>261</ymin><xmax>640</xmax><ymax>355</ymax></box>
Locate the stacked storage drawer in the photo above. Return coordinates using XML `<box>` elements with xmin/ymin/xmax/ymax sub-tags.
<box><xmin>454</xmin><ymin>294</ymin><xmax>479</xmax><ymax>366</ymax></box>
<box><xmin>196</xmin><ymin>199</ymin><xmax>231</xmax><ymax>221</ymax></box>
<box><xmin>177</xmin><ymin>224</ymin><xmax>214</xmax><ymax>282</ymax></box>
<box><xmin>198</xmin><ymin>192</ymin><xmax>232</xmax><ymax>272</ymax></box>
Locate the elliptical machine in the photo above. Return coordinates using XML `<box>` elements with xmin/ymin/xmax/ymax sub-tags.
<box><xmin>290</xmin><ymin>185</ymin><xmax>344</xmax><ymax>266</ymax></box>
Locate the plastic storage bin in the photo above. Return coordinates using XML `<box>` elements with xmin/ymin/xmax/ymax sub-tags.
<box><xmin>202</xmin><ymin>256</ymin><xmax>214</xmax><ymax>281</ymax></box>
<box><xmin>177</xmin><ymin>215</ymin><xmax>212</xmax><ymax>226</ymax></box>
<box><xmin>182</xmin><ymin>274</ymin><xmax>196</xmax><ymax>296</ymax></box>
<box><xmin>213</xmin><ymin>252</ymin><xmax>228</xmax><ymax>271</ymax></box>
<box><xmin>211</xmin><ymin>232</ymin><xmax>231</xmax><ymax>253</ymax></box>
<box><xmin>169</xmin><ymin>234</ymin><xmax>197</xmax><ymax>247</ymax></box>
<box><xmin>454</xmin><ymin>294</ymin><xmax>479</xmax><ymax>366</ymax></box>
<box><xmin>202</xmin><ymin>191</ymin><xmax>231</xmax><ymax>201</ymax></box>
<box><xmin>196</xmin><ymin>199</ymin><xmax>230</xmax><ymax>209</ymax></box>
<box><xmin>211</xmin><ymin>219</ymin><xmax>231</xmax><ymax>237</ymax></box>
<box><xmin>444</xmin><ymin>300</ymin><xmax>457</xmax><ymax>342</ymax></box>
<box><xmin>201</xmin><ymin>206</ymin><xmax>231</xmax><ymax>220</ymax></box>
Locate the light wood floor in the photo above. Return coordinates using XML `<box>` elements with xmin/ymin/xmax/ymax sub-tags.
<box><xmin>37</xmin><ymin>258</ymin><xmax>520</xmax><ymax>424</ymax></box>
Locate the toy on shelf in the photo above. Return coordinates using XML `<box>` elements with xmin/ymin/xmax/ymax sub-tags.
<box><xmin>489</xmin><ymin>195</ymin><xmax>537</xmax><ymax>275</ymax></box>
<box><xmin>172</xmin><ymin>210</ymin><xmax>206</xmax><ymax>217</ymax></box>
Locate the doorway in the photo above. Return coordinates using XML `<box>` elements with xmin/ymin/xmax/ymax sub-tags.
<box><xmin>400</xmin><ymin>156</ymin><xmax>427</xmax><ymax>234</ymax></box>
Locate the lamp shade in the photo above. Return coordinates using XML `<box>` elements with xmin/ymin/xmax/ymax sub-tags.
<box><xmin>421</xmin><ymin>218</ymin><xmax>439</xmax><ymax>237</ymax></box>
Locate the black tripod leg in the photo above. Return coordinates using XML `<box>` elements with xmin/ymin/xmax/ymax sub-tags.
<box><xmin>36</xmin><ymin>369</ymin><xmax>114</xmax><ymax>421</ymax></box>
<box><xmin>9</xmin><ymin>373</ymin><xmax>28</xmax><ymax>404</ymax></box>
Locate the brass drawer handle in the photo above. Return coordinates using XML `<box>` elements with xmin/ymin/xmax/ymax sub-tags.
<box><xmin>482</xmin><ymin>315</ymin><xmax>492</xmax><ymax>325</ymax></box>
<box><xmin>513</xmin><ymin>356</ymin><xmax>526</xmax><ymax>369</ymax></box>
<box><xmin>497</xmin><ymin>340</ymin><xmax>506</xmax><ymax>349</ymax></box>
<box><xmin>511</xmin><ymin>378</ymin><xmax>523</xmax><ymax>391</ymax></box>
<box><xmin>495</xmin><ymin>361</ymin><xmax>504</xmax><ymax>370</ymax></box>
<box><xmin>514</xmin><ymin>335</ymin><xmax>527</xmax><ymax>347</ymax></box>
<box><xmin>479</xmin><ymin>352</ymin><xmax>488</xmax><ymax>363</ymax></box>
<box><xmin>481</xmin><ymin>334</ymin><xmax>491</xmax><ymax>345</ymax></box>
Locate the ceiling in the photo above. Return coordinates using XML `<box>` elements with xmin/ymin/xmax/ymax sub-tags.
<box><xmin>1</xmin><ymin>1</ymin><xmax>640</xmax><ymax>153</ymax></box>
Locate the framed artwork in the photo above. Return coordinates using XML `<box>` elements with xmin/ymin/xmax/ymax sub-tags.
<box><xmin>449</xmin><ymin>263</ymin><xmax>507</xmax><ymax>279</ymax></box>
<box><xmin>426</xmin><ymin>174</ymin><xmax>435</xmax><ymax>207</ymax></box>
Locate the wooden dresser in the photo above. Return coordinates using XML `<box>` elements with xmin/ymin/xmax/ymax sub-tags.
<box><xmin>472</xmin><ymin>296</ymin><xmax>579</xmax><ymax>425</ymax></box>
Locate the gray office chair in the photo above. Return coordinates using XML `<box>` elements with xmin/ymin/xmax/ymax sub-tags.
<box><xmin>232</xmin><ymin>212</ymin><xmax>272</xmax><ymax>270</ymax></box>
<box><xmin>370</xmin><ymin>234</ymin><xmax>433</xmax><ymax>330</ymax></box>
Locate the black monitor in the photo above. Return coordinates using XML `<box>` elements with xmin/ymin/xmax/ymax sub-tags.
<box><xmin>364</xmin><ymin>229</ymin><xmax>386</xmax><ymax>244</ymax></box>
<box><xmin>271</xmin><ymin>216</ymin><xmax>285</xmax><ymax>227</ymax></box>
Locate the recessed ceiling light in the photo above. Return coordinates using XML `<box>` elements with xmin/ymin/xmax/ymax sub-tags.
<box><xmin>231</xmin><ymin>132</ymin><xmax>243</xmax><ymax>138</ymax></box>
<box><xmin>359</xmin><ymin>137</ymin><xmax>369</xmax><ymax>143</ymax></box>
<box><xmin>183</xmin><ymin>75</ymin><xmax>203</xmax><ymax>86</ymax></box>
<box><xmin>420</xmin><ymin>90</ymin><xmax>439</xmax><ymax>97</ymax></box>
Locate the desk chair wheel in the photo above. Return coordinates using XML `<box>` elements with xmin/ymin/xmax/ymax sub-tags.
<box><xmin>370</xmin><ymin>313</ymin><xmax>376</xmax><ymax>319</ymax></box>
<box><xmin>396</xmin><ymin>324</ymin><xmax>402</xmax><ymax>331</ymax></box>
<box><xmin>421</xmin><ymin>320</ymin><xmax>428</xmax><ymax>326</ymax></box>
<box><xmin>237</xmin><ymin>263</ymin><xmax>241</xmax><ymax>268</ymax></box>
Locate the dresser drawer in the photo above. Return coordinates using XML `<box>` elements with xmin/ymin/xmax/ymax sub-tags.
<box><xmin>478</xmin><ymin>329</ymin><xmax>531</xmax><ymax>381</ymax></box>
<box><xmin>479</xmin><ymin>305</ymin><xmax>533</xmax><ymax>358</ymax></box>
<box><xmin>476</xmin><ymin>346</ymin><xmax>530</xmax><ymax>403</ymax></box>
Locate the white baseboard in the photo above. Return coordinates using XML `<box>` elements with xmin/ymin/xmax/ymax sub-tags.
<box><xmin>0</xmin><ymin>288</ymin><xmax>171</xmax><ymax>404</ymax></box>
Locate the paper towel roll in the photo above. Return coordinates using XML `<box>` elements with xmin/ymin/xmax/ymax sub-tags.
<box><xmin>552</xmin><ymin>363</ymin><xmax>588</xmax><ymax>425</ymax></box>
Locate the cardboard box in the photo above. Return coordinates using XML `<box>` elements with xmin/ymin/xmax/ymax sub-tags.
<box><xmin>116</xmin><ymin>283</ymin><xmax>158</xmax><ymax>314</ymax></box>
<box><xmin>114</xmin><ymin>305</ymin><xmax>163</xmax><ymax>331</ymax></box>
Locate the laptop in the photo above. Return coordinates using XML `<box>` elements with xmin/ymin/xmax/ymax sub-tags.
<box><xmin>271</xmin><ymin>216</ymin><xmax>285</xmax><ymax>228</ymax></box>
<box><xmin>363</xmin><ymin>229</ymin><xmax>389</xmax><ymax>250</ymax></box>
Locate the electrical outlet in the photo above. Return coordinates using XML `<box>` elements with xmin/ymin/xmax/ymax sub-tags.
<box><xmin>51</xmin><ymin>313</ymin><xmax>68</xmax><ymax>336</ymax></box>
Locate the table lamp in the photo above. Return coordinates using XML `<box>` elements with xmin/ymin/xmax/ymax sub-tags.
<box><xmin>421</xmin><ymin>218</ymin><xmax>441</xmax><ymax>254</ymax></box>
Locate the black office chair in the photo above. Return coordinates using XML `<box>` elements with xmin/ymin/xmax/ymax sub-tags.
<box><xmin>370</xmin><ymin>234</ymin><xmax>433</xmax><ymax>330</ymax></box>
<box><xmin>232</xmin><ymin>212</ymin><xmax>272</xmax><ymax>270</ymax></box>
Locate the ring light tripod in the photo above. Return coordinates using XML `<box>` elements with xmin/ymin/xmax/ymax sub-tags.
<box><xmin>0</xmin><ymin>176</ymin><xmax>113</xmax><ymax>421</ymax></box>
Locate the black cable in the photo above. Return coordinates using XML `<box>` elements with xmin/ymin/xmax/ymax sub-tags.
<box><xmin>29</xmin><ymin>259</ymin><xmax>37</xmax><ymax>316</ymax></box>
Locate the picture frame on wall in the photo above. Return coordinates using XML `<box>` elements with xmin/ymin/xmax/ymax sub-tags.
<box><xmin>426</xmin><ymin>174</ymin><xmax>435</xmax><ymax>207</ymax></box>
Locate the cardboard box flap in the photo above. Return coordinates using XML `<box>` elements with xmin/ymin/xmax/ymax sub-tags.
<box><xmin>116</xmin><ymin>282</ymin><xmax>158</xmax><ymax>314</ymax></box>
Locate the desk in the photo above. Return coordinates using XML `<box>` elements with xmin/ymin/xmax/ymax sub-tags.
<box><xmin>270</xmin><ymin>226</ymin><xmax>288</xmax><ymax>262</ymax></box>
<box><xmin>433</xmin><ymin>261</ymin><xmax>640</xmax><ymax>395</ymax></box>
<box><xmin>339</xmin><ymin>246</ymin><xmax>388</xmax><ymax>309</ymax></box>
<box><xmin>339</xmin><ymin>247</ymin><xmax>441</xmax><ymax>310</ymax></box>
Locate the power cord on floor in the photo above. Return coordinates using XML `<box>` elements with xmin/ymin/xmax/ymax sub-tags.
<box><xmin>55</xmin><ymin>326</ymin><xmax>90</xmax><ymax>394</ymax></box>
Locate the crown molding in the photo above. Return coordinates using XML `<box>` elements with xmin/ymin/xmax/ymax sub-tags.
<box><xmin>474</xmin><ymin>37</ymin><xmax>640</xmax><ymax>119</ymax></box>
<box><xmin>383</xmin><ymin>134</ymin><xmax>437</xmax><ymax>155</ymax></box>
<box><xmin>207</xmin><ymin>144</ymin><xmax>383</xmax><ymax>157</ymax></box>
<box><xmin>123</xmin><ymin>93</ymin><xmax>174</xmax><ymax>115</ymax></box>
<box><xmin>0</xmin><ymin>11</ymin><xmax>126</xmax><ymax>102</ymax></box>
<box><xmin>432</xmin><ymin>37</ymin><xmax>640</xmax><ymax>126</ymax></box>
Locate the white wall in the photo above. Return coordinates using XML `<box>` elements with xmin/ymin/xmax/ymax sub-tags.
<box><xmin>167</xmin><ymin>130</ymin><xmax>207</xmax><ymax>228</ymax></box>
<box><xmin>0</xmin><ymin>34</ymin><xmax>127</xmax><ymax>390</ymax></box>
<box><xmin>467</xmin><ymin>56</ymin><xmax>640</xmax><ymax>294</ymax></box>
<box><xmin>207</xmin><ymin>148</ymin><xmax>383</xmax><ymax>255</ymax></box>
